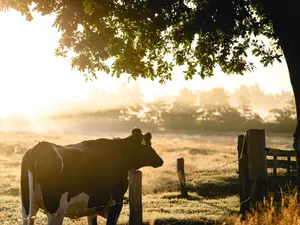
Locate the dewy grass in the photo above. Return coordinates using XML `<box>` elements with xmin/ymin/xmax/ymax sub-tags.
<box><xmin>233</xmin><ymin>190</ymin><xmax>300</xmax><ymax>225</ymax></box>
<box><xmin>0</xmin><ymin>131</ymin><xmax>295</xmax><ymax>224</ymax></box>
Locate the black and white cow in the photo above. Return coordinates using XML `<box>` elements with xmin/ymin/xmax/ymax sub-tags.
<box><xmin>21</xmin><ymin>128</ymin><xmax>163</xmax><ymax>225</ymax></box>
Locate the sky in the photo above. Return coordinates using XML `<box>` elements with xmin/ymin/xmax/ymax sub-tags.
<box><xmin>0</xmin><ymin>10</ymin><xmax>293</xmax><ymax>119</ymax></box>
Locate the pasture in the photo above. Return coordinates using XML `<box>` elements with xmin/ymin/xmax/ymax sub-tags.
<box><xmin>0</xmin><ymin>131</ymin><xmax>294</xmax><ymax>224</ymax></box>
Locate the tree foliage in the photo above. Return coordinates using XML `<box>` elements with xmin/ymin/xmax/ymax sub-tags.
<box><xmin>269</xmin><ymin>98</ymin><xmax>296</xmax><ymax>124</ymax></box>
<box><xmin>1</xmin><ymin>0</ymin><xmax>283</xmax><ymax>82</ymax></box>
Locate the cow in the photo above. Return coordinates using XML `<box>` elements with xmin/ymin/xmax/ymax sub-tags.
<box><xmin>21</xmin><ymin>128</ymin><xmax>163</xmax><ymax>225</ymax></box>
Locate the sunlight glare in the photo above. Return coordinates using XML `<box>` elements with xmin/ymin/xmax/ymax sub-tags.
<box><xmin>0</xmin><ymin>8</ymin><xmax>293</xmax><ymax>123</ymax></box>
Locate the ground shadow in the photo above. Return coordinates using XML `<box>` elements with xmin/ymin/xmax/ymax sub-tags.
<box><xmin>189</xmin><ymin>176</ymin><xmax>239</xmax><ymax>199</ymax></box>
<box><xmin>161</xmin><ymin>194</ymin><xmax>201</xmax><ymax>201</ymax></box>
<box><xmin>167</xmin><ymin>148</ymin><xmax>217</xmax><ymax>155</ymax></box>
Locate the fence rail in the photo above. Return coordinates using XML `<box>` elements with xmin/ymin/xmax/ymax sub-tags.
<box><xmin>266</xmin><ymin>159</ymin><xmax>296</xmax><ymax>170</ymax></box>
<box><xmin>265</xmin><ymin>147</ymin><xmax>296</xmax><ymax>176</ymax></box>
<box><xmin>265</xmin><ymin>148</ymin><xmax>295</xmax><ymax>156</ymax></box>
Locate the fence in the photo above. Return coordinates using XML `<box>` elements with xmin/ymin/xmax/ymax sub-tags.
<box><xmin>134</xmin><ymin>130</ymin><xmax>298</xmax><ymax>220</ymax></box>
<box><xmin>237</xmin><ymin>129</ymin><xmax>297</xmax><ymax>212</ymax></box>
<box><xmin>129</xmin><ymin>170</ymin><xmax>143</xmax><ymax>225</ymax></box>
<box><xmin>177</xmin><ymin>158</ymin><xmax>188</xmax><ymax>198</ymax></box>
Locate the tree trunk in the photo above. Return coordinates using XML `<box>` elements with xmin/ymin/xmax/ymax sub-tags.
<box><xmin>263</xmin><ymin>0</ymin><xmax>300</xmax><ymax>201</ymax></box>
<box><xmin>283</xmin><ymin>42</ymin><xmax>300</xmax><ymax>202</ymax></box>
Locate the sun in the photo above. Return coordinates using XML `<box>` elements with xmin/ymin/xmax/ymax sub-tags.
<box><xmin>0</xmin><ymin>11</ymin><xmax>55</xmax><ymax>117</ymax></box>
<box><xmin>0</xmin><ymin>10</ymin><xmax>92</xmax><ymax>119</ymax></box>
<box><xmin>0</xmin><ymin>9</ymin><xmax>137</xmax><ymax>120</ymax></box>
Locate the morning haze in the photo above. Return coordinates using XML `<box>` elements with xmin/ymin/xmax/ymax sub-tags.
<box><xmin>0</xmin><ymin>3</ymin><xmax>298</xmax><ymax>225</ymax></box>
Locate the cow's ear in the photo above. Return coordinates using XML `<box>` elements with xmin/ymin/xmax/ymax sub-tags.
<box><xmin>132</xmin><ymin>128</ymin><xmax>142</xmax><ymax>135</ymax></box>
<box><xmin>144</xmin><ymin>132</ymin><xmax>152</xmax><ymax>142</ymax></box>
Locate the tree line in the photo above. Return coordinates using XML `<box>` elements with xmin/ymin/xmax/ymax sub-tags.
<box><xmin>53</xmin><ymin>84</ymin><xmax>296</xmax><ymax>134</ymax></box>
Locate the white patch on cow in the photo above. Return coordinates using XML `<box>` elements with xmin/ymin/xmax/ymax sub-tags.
<box><xmin>46</xmin><ymin>193</ymin><xmax>68</xmax><ymax>225</ymax></box>
<box><xmin>87</xmin><ymin>215</ymin><xmax>97</xmax><ymax>225</ymax></box>
<box><xmin>66</xmin><ymin>192</ymin><xmax>92</xmax><ymax>218</ymax></box>
<box><xmin>47</xmin><ymin>192</ymin><xmax>92</xmax><ymax>219</ymax></box>
<box><xmin>59</xmin><ymin>192</ymin><xmax>69</xmax><ymax>213</ymax></box>
<box><xmin>68</xmin><ymin>192</ymin><xmax>89</xmax><ymax>207</ymax></box>
<box><xmin>52</xmin><ymin>146</ymin><xmax>64</xmax><ymax>173</ymax></box>
<box><xmin>45</xmin><ymin>192</ymin><xmax>115</xmax><ymax>221</ymax></box>
<box><xmin>47</xmin><ymin>213</ymin><xmax>64</xmax><ymax>225</ymax></box>
<box><xmin>28</xmin><ymin>170</ymin><xmax>34</xmax><ymax>217</ymax></box>
<box><xmin>22</xmin><ymin>169</ymin><xmax>39</xmax><ymax>225</ymax></box>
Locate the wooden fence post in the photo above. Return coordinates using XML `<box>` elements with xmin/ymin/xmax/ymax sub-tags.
<box><xmin>237</xmin><ymin>134</ymin><xmax>250</xmax><ymax>204</ymax></box>
<box><xmin>246</xmin><ymin>129</ymin><xmax>268</xmax><ymax>207</ymax></box>
<box><xmin>177</xmin><ymin>158</ymin><xmax>188</xmax><ymax>198</ymax></box>
<box><xmin>287</xmin><ymin>156</ymin><xmax>291</xmax><ymax>175</ymax></box>
<box><xmin>129</xmin><ymin>170</ymin><xmax>142</xmax><ymax>225</ymax></box>
<box><xmin>273</xmin><ymin>155</ymin><xmax>277</xmax><ymax>176</ymax></box>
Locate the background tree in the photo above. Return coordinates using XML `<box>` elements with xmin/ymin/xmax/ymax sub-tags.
<box><xmin>2</xmin><ymin>0</ymin><xmax>300</xmax><ymax>198</ymax></box>
<box><xmin>269</xmin><ymin>98</ymin><xmax>296</xmax><ymax>125</ymax></box>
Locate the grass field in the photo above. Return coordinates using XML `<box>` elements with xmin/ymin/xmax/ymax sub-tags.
<box><xmin>0</xmin><ymin>131</ymin><xmax>294</xmax><ymax>224</ymax></box>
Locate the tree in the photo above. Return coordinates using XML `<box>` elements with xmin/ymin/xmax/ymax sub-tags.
<box><xmin>2</xmin><ymin>0</ymin><xmax>300</xmax><ymax>199</ymax></box>
<box><xmin>199</xmin><ymin>88</ymin><xmax>231</xmax><ymax>105</ymax></box>
<box><xmin>269</xmin><ymin>98</ymin><xmax>296</xmax><ymax>125</ymax></box>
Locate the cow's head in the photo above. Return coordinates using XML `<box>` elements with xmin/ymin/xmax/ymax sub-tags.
<box><xmin>126</xmin><ymin>128</ymin><xmax>163</xmax><ymax>170</ymax></box>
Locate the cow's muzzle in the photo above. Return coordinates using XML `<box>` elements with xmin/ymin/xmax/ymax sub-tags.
<box><xmin>153</xmin><ymin>158</ymin><xmax>164</xmax><ymax>168</ymax></box>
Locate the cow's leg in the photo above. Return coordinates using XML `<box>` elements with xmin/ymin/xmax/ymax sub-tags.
<box><xmin>42</xmin><ymin>191</ymin><xmax>67</xmax><ymax>225</ymax></box>
<box><xmin>87</xmin><ymin>215</ymin><xmax>98</xmax><ymax>225</ymax></box>
<box><xmin>22</xmin><ymin>202</ymin><xmax>39</xmax><ymax>225</ymax></box>
<box><xmin>106</xmin><ymin>196</ymin><xmax>124</xmax><ymax>225</ymax></box>
<box><xmin>47</xmin><ymin>213</ymin><xmax>64</xmax><ymax>225</ymax></box>
<box><xmin>22</xmin><ymin>169</ymin><xmax>40</xmax><ymax>225</ymax></box>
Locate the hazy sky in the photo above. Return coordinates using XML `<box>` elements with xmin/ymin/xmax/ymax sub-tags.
<box><xmin>0</xmin><ymin>10</ymin><xmax>293</xmax><ymax>118</ymax></box>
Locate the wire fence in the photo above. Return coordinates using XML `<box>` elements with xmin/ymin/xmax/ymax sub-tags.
<box><xmin>194</xmin><ymin>158</ymin><xmax>239</xmax><ymax>175</ymax></box>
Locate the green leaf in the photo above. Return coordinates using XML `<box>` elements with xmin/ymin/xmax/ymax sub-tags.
<box><xmin>83</xmin><ymin>0</ymin><xmax>94</xmax><ymax>14</ymax></box>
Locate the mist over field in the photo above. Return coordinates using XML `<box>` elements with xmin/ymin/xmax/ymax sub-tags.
<box><xmin>0</xmin><ymin>83</ymin><xmax>295</xmax><ymax>135</ymax></box>
<box><xmin>0</xmin><ymin>131</ymin><xmax>294</xmax><ymax>224</ymax></box>
<box><xmin>0</xmin><ymin>75</ymin><xmax>296</xmax><ymax>225</ymax></box>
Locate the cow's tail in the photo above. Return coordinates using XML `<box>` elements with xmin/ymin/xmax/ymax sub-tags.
<box><xmin>20</xmin><ymin>148</ymin><xmax>35</xmax><ymax>225</ymax></box>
